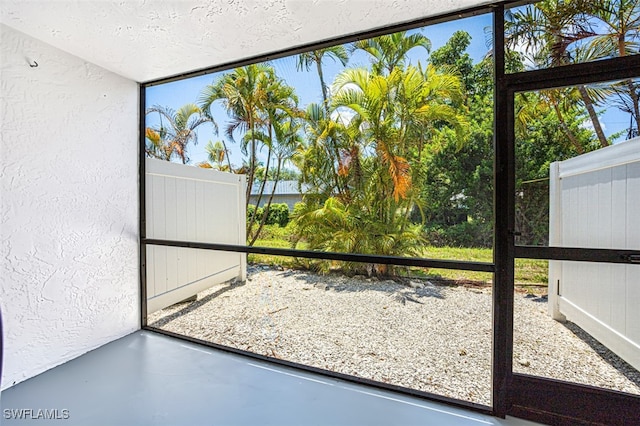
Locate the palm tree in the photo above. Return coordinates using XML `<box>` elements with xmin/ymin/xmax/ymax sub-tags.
<box><xmin>586</xmin><ymin>0</ymin><xmax>640</xmax><ymax>136</ymax></box>
<box><xmin>197</xmin><ymin>140</ymin><xmax>233</xmax><ymax>171</ymax></box>
<box><xmin>297</xmin><ymin>46</ymin><xmax>349</xmax><ymax>112</ymax></box>
<box><xmin>351</xmin><ymin>31</ymin><xmax>431</xmax><ymax>75</ymax></box>
<box><xmin>294</xmin><ymin>65</ymin><xmax>467</xmax><ymax>275</ymax></box>
<box><xmin>331</xmin><ymin>65</ymin><xmax>467</xmax><ymax>203</ymax></box>
<box><xmin>611</xmin><ymin>80</ymin><xmax>640</xmax><ymax>138</ymax></box>
<box><xmin>199</xmin><ymin>64</ymin><xmax>274</xmax><ymax>206</ymax></box>
<box><xmin>505</xmin><ymin>1</ymin><xmax>610</xmax><ymax>147</ymax></box>
<box><xmin>297</xmin><ymin>47</ymin><xmax>350</xmax><ymax>199</ymax></box>
<box><xmin>539</xmin><ymin>88</ymin><xmax>587</xmax><ymax>153</ymax></box>
<box><xmin>248</xmin><ymin>116</ymin><xmax>302</xmax><ymax>245</ymax></box>
<box><xmin>294</xmin><ymin>103</ymin><xmax>351</xmax><ymax>201</ymax></box>
<box><xmin>145</xmin><ymin>127</ymin><xmax>172</xmax><ymax>161</ymax></box>
<box><xmin>145</xmin><ymin>104</ymin><xmax>215</xmax><ymax>163</ymax></box>
<box><xmin>247</xmin><ymin>76</ymin><xmax>300</xmax><ymax>239</ymax></box>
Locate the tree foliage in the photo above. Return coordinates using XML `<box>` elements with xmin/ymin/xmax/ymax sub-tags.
<box><xmin>199</xmin><ymin>64</ymin><xmax>302</xmax><ymax>244</ymax></box>
<box><xmin>145</xmin><ymin>104</ymin><xmax>215</xmax><ymax>164</ymax></box>
<box><xmin>293</xmin><ymin>31</ymin><xmax>469</xmax><ymax>275</ymax></box>
<box><xmin>145</xmin><ymin>0</ymin><xmax>639</xmax><ymax>267</ymax></box>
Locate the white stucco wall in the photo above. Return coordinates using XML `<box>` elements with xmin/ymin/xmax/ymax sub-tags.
<box><xmin>1</xmin><ymin>0</ymin><xmax>492</xmax><ymax>82</ymax></box>
<box><xmin>0</xmin><ymin>24</ymin><xmax>140</xmax><ymax>390</ymax></box>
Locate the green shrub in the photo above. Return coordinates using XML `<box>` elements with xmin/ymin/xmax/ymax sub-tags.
<box><xmin>248</xmin><ymin>203</ymin><xmax>290</xmax><ymax>227</ymax></box>
<box><xmin>424</xmin><ymin>221</ymin><xmax>492</xmax><ymax>248</ymax></box>
<box><xmin>265</xmin><ymin>203</ymin><xmax>290</xmax><ymax>227</ymax></box>
<box><xmin>292</xmin><ymin>197</ymin><xmax>425</xmax><ymax>276</ymax></box>
<box><xmin>247</xmin><ymin>204</ymin><xmax>263</xmax><ymax>222</ymax></box>
<box><xmin>291</xmin><ymin>202</ymin><xmax>307</xmax><ymax>219</ymax></box>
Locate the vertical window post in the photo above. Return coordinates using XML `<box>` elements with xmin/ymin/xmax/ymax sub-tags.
<box><xmin>491</xmin><ymin>3</ymin><xmax>515</xmax><ymax>418</ymax></box>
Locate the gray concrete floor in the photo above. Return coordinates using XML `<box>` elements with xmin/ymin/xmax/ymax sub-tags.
<box><xmin>1</xmin><ymin>331</ymin><xmax>541</xmax><ymax>425</ymax></box>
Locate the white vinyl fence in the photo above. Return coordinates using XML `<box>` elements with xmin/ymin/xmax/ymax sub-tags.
<box><xmin>145</xmin><ymin>158</ymin><xmax>246</xmax><ymax>313</ymax></box>
<box><xmin>548</xmin><ymin>137</ymin><xmax>640</xmax><ymax>371</ymax></box>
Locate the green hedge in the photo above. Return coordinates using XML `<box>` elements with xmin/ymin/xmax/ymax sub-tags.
<box><xmin>247</xmin><ymin>203</ymin><xmax>290</xmax><ymax>227</ymax></box>
<box><xmin>424</xmin><ymin>221</ymin><xmax>492</xmax><ymax>248</ymax></box>
<box><xmin>266</xmin><ymin>203</ymin><xmax>290</xmax><ymax>227</ymax></box>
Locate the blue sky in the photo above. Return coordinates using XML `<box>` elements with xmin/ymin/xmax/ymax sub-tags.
<box><xmin>145</xmin><ymin>12</ymin><xmax>630</xmax><ymax>168</ymax></box>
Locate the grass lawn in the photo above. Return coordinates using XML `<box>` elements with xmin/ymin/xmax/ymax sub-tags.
<box><xmin>248</xmin><ymin>224</ymin><xmax>548</xmax><ymax>290</ymax></box>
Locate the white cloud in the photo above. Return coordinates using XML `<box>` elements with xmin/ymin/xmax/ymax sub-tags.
<box><xmin>580</xmin><ymin>118</ymin><xmax>606</xmax><ymax>132</ymax></box>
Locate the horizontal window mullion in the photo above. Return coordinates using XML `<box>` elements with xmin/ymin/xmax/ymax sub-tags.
<box><xmin>143</xmin><ymin>238</ymin><xmax>495</xmax><ymax>273</ymax></box>
<box><xmin>515</xmin><ymin>245</ymin><xmax>640</xmax><ymax>265</ymax></box>
<box><xmin>505</xmin><ymin>55</ymin><xmax>640</xmax><ymax>92</ymax></box>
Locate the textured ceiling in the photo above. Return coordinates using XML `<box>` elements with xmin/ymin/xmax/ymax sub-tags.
<box><xmin>0</xmin><ymin>0</ymin><xmax>492</xmax><ymax>82</ymax></box>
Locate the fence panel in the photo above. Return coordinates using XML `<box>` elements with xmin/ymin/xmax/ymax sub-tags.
<box><xmin>548</xmin><ymin>137</ymin><xmax>640</xmax><ymax>371</ymax></box>
<box><xmin>145</xmin><ymin>158</ymin><xmax>246</xmax><ymax>313</ymax></box>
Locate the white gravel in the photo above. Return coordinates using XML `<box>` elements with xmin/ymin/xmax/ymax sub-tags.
<box><xmin>149</xmin><ymin>265</ymin><xmax>640</xmax><ymax>406</ymax></box>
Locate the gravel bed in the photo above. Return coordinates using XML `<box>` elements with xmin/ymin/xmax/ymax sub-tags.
<box><xmin>149</xmin><ymin>266</ymin><xmax>640</xmax><ymax>406</ymax></box>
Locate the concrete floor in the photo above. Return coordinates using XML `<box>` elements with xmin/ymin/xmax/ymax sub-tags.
<box><xmin>1</xmin><ymin>331</ymin><xmax>541</xmax><ymax>425</ymax></box>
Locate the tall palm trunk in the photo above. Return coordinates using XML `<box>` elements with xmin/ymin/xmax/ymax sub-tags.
<box><xmin>245</xmin><ymin>112</ymin><xmax>257</xmax><ymax>210</ymax></box>
<box><xmin>315</xmin><ymin>55</ymin><xmax>344</xmax><ymax>196</ymax></box>
<box><xmin>249</xmin><ymin>156</ymin><xmax>282</xmax><ymax>246</ymax></box>
<box><xmin>316</xmin><ymin>58</ymin><xmax>329</xmax><ymax>112</ymax></box>
<box><xmin>550</xmin><ymin>100</ymin><xmax>584</xmax><ymax>154</ymax></box>
<box><xmin>247</xmin><ymin>132</ymin><xmax>273</xmax><ymax>241</ymax></box>
<box><xmin>578</xmin><ymin>85</ymin><xmax>609</xmax><ymax>147</ymax></box>
<box><xmin>221</xmin><ymin>139</ymin><xmax>234</xmax><ymax>172</ymax></box>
